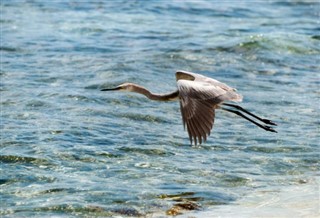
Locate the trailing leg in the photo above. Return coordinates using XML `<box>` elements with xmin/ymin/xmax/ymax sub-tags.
<box><xmin>222</xmin><ymin>103</ymin><xmax>277</xmax><ymax>126</ymax></box>
<box><xmin>221</xmin><ymin>108</ymin><xmax>277</xmax><ymax>133</ymax></box>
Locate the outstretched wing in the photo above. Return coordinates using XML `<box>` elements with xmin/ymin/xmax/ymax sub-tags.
<box><xmin>177</xmin><ymin>79</ymin><xmax>241</xmax><ymax>145</ymax></box>
<box><xmin>176</xmin><ymin>70</ymin><xmax>243</xmax><ymax>99</ymax></box>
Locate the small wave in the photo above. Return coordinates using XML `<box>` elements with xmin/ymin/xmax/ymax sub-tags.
<box><xmin>0</xmin><ymin>46</ymin><xmax>20</xmax><ymax>52</ymax></box>
<box><xmin>218</xmin><ymin>174</ymin><xmax>251</xmax><ymax>187</ymax></box>
<box><xmin>0</xmin><ymin>155</ymin><xmax>52</xmax><ymax>166</ymax></box>
<box><xmin>118</xmin><ymin>146</ymin><xmax>174</xmax><ymax>157</ymax></box>
<box><xmin>244</xmin><ymin>145</ymin><xmax>311</xmax><ymax>154</ymax></box>
<box><xmin>311</xmin><ymin>35</ymin><xmax>320</xmax><ymax>40</ymax></box>
<box><xmin>118</xmin><ymin>112</ymin><xmax>169</xmax><ymax>123</ymax></box>
<box><xmin>25</xmin><ymin>100</ymin><xmax>52</xmax><ymax>109</ymax></box>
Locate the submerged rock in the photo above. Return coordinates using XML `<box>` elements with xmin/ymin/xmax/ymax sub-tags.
<box><xmin>166</xmin><ymin>201</ymin><xmax>200</xmax><ymax>216</ymax></box>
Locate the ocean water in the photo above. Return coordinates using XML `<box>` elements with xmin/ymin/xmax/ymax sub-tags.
<box><xmin>1</xmin><ymin>1</ymin><xmax>319</xmax><ymax>217</ymax></box>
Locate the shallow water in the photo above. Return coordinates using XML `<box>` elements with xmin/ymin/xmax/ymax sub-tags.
<box><xmin>1</xmin><ymin>1</ymin><xmax>319</xmax><ymax>217</ymax></box>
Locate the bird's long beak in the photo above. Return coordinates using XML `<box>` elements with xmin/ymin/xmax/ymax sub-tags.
<box><xmin>101</xmin><ymin>87</ymin><xmax>121</xmax><ymax>91</ymax></box>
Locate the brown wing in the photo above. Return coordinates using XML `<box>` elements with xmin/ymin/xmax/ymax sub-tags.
<box><xmin>177</xmin><ymin>80</ymin><xmax>229</xmax><ymax>145</ymax></box>
<box><xmin>179</xmin><ymin>96</ymin><xmax>215</xmax><ymax>145</ymax></box>
<box><xmin>176</xmin><ymin>71</ymin><xmax>243</xmax><ymax>145</ymax></box>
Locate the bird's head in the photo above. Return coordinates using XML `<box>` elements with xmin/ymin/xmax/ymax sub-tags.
<box><xmin>101</xmin><ymin>83</ymin><xmax>135</xmax><ymax>92</ymax></box>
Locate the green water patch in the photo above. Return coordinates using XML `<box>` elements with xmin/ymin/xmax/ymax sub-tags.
<box><xmin>158</xmin><ymin>191</ymin><xmax>234</xmax><ymax>205</ymax></box>
<box><xmin>118</xmin><ymin>112</ymin><xmax>169</xmax><ymax>123</ymax></box>
<box><xmin>0</xmin><ymin>174</ymin><xmax>56</xmax><ymax>186</ymax></box>
<box><xmin>214</xmin><ymin>34</ymin><xmax>319</xmax><ymax>55</ymax></box>
<box><xmin>25</xmin><ymin>100</ymin><xmax>52</xmax><ymax>109</ymax></box>
<box><xmin>57</xmin><ymin>153</ymin><xmax>101</xmax><ymax>164</ymax></box>
<box><xmin>118</xmin><ymin>146</ymin><xmax>175</xmax><ymax>157</ymax></box>
<box><xmin>311</xmin><ymin>35</ymin><xmax>320</xmax><ymax>40</ymax></box>
<box><xmin>217</xmin><ymin>174</ymin><xmax>251</xmax><ymax>187</ymax></box>
<box><xmin>96</xmin><ymin>151</ymin><xmax>123</xmax><ymax>159</ymax></box>
<box><xmin>30</xmin><ymin>204</ymin><xmax>113</xmax><ymax>217</ymax></box>
<box><xmin>244</xmin><ymin>145</ymin><xmax>312</xmax><ymax>154</ymax></box>
<box><xmin>24</xmin><ymin>204</ymin><xmax>142</xmax><ymax>217</ymax></box>
<box><xmin>0</xmin><ymin>46</ymin><xmax>22</xmax><ymax>52</ymax></box>
<box><xmin>158</xmin><ymin>192</ymin><xmax>197</xmax><ymax>200</ymax></box>
<box><xmin>37</xmin><ymin>188</ymin><xmax>68</xmax><ymax>195</ymax></box>
<box><xmin>0</xmin><ymin>155</ymin><xmax>53</xmax><ymax>167</ymax></box>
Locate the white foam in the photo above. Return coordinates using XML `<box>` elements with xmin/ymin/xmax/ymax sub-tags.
<box><xmin>182</xmin><ymin>177</ymin><xmax>319</xmax><ymax>218</ymax></box>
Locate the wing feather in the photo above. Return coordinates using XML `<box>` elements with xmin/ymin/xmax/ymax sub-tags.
<box><xmin>177</xmin><ymin>79</ymin><xmax>236</xmax><ymax>145</ymax></box>
<box><xmin>176</xmin><ymin>71</ymin><xmax>242</xmax><ymax>145</ymax></box>
<box><xmin>176</xmin><ymin>70</ymin><xmax>243</xmax><ymax>102</ymax></box>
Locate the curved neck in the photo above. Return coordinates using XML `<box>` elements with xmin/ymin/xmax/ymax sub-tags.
<box><xmin>129</xmin><ymin>84</ymin><xmax>179</xmax><ymax>101</ymax></box>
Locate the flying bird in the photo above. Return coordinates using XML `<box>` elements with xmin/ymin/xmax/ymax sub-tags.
<box><xmin>101</xmin><ymin>70</ymin><xmax>277</xmax><ymax>145</ymax></box>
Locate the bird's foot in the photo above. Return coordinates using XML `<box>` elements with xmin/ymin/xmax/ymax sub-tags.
<box><xmin>262</xmin><ymin>119</ymin><xmax>277</xmax><ymax>126</ymax></box>
<box><xmin>264</xmin><ymin>125</ymin><xmax>277</xmax><ymax>133</ymax></box>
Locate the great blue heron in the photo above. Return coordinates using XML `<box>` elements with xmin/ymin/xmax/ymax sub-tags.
<box><xmin>101</xmin><ymin>70</ymin><xmax>277</xmax><ymax>145</ymax></box>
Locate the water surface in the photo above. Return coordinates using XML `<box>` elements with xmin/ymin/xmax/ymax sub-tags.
<box><xmin>1</xmin><ymin>1</ymin><xmax>319</xmax><ymax>217</ymax></box>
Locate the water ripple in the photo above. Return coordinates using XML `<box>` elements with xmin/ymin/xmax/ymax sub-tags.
<box><xmin>1</xmin><ymin>1</ymin><xmax>319</xmax><ymax>217</ymax></box>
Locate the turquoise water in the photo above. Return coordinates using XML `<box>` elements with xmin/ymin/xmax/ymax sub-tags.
<box><xmin>1</xmin><ymin>1</ymin><xmax>319</xmax><ymax>217</ymax></box>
